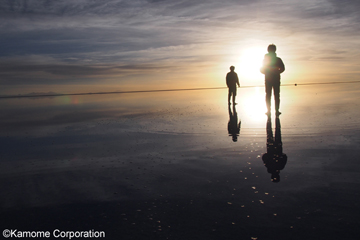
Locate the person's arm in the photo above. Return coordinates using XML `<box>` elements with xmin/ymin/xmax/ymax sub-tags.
<box><xmin>236</xmin><ymin>73</ymin><xmax>240</xmax><ymax>87</ymax></box>
<box><xmin>278</xmin><ymin>58</ymin><xmax>285</xmax><ymax>74</ymax></box>
<box><xmin>260</xmin><ymin>57</ymin><xmax>266</xmax><ymax>74</ymax></box>
<box><xmin>226</xmin><ymin>73</ymin><xmax>230</xmax><ymax>87</ymax></box>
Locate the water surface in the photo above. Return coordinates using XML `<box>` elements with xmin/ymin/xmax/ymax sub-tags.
<box><xmin>1</xmin><ymin>84</ymin><xmax>360</xmax><ymax>239</ymax></box>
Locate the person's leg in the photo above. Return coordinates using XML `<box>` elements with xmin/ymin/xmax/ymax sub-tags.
<box><xmin>265</xmin><ymin>81</ymin><xmax>272</xmax><ymax>114</ymax></box>
<box><xmin>228</xmin><ymin>89</ymin><xmax>231</xmax><ymax>104</ymax></box>
<box><xmin>232</xmin><ymin>87</ymin><xmax>237</xmax><ymax>104</ymax></box>
<box><xmin>274</xmin><ymin>82</ymin><xmax>280</xmax><ymax>115</ymax></box>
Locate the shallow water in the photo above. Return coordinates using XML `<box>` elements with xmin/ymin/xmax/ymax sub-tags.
<box><xmin>1</xmin><ymin>84</ymin><xmax>360</xmax><ymax>239</ymax></box>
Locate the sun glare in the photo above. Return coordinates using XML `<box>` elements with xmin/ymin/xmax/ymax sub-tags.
<box><xmin>238</xmin><ymin>47</ymin><xmax>264</xmax><ymax>84</ymax></box>
<box><xmin>240</xmin><ymin>87</ymin><xmax>267</xmax><ymax>123</ymax></box>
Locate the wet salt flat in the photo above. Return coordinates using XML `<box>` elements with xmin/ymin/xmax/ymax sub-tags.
<box><xmin>1</xmin><ymin>84</ymin><xmax>360</xmax><ymax>239</ymax></box>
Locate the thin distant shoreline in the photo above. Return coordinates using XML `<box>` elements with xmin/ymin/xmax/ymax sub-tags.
<box><xmin>1</xmin><ymin>80</ymin><xmax>360</xmax><ymax>99</ymax></box>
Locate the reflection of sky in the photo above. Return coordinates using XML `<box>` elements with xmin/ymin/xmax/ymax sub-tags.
<box><xmin>1</xmin><ymin>83</ymin><xmax>360</xmax><ymax>172</ymax></box>
<box><xmin>1</xmin><ymin>84</ymin><xmax>360</xmax><ymax>237</ymax></box>
<box><xmin>1</xmin><ymin>0</ymin><xmax>360</xmax><ymax>95</ymax></box>
<box><xmin>2</xmin><ymin>83</ymin><xmax>360</xmax><ymax>136</ymax></box>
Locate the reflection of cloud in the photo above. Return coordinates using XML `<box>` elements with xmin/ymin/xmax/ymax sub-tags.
<box><xmin>0</xmin><ymin>107</ymin><xmax>140</xmax><ymax>132</ymax></box>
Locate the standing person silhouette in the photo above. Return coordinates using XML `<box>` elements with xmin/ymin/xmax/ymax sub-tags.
<box><xmin>226</xmin><ymin>66</ymin><xmax>240</xmax><ymax>105</ymax></box>
<box><xmin>260</xmin><ymin>44</ymin><xmax>285</xmax><ymax>116</ymax></box>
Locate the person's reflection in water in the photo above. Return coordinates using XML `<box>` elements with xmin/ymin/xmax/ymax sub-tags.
<box><xmin>262</xmin><ymin>116</ymin><xmax>287</xmax><ymax>182</ymax></box>
<box><xmin>228</xmin><ymin>105</ymin><xmax>241</xmax><ymax>142</ymax></box>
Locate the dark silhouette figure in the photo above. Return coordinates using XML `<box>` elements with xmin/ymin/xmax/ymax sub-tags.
<box><xmin>262</xmin><ymin>116</ymin><xmax>287</xmax><ymax>182</ymax></box>
<box><xmin>228</xmin><ymin>104</ymin><xmax>241</xmax><ymax>142</ymax></box>
<box><xmin>226</xmin><ymin>66</ymin><xmax>240</xmax><ymax>105</ymax></box>
<box><xmin>260</xmin><ymin>44</ymin><xmax>285</xmax><ymax>116</ymax></box>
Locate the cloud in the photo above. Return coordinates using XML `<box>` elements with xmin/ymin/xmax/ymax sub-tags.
<box><xmin>1</xmin><ymin>0</ymin><xmax>360</xmax><ymax>93</ymax></box>
<box><xmin>0</xmin><ymin>58</ymin><xmax>174</xmax><ymax>86</ymax></box>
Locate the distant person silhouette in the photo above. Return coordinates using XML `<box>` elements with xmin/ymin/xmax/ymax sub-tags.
<box><xmin>260</xmin><ymin>44</ymin><xmax>285</xmax><ymax>116</ymax></box>
<box><xmin>226</xmin><ymin>66</ymin><xmax>240</xmax><ymax>105</ymax></box>
<box><xmin>228</xmin><ymin>104</ymin><xmax>241</xmax><ymax>142</ymax></box>
<box><xmin>262</xmin><ymin>116</ymin><xmax>287</xmax><ymax>182</ymax></box>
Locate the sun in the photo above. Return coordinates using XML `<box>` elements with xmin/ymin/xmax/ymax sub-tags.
<box><xmin>237</xmin><ymin>47</ymin><xmax>265</xmax><ymax>83</ymax></box>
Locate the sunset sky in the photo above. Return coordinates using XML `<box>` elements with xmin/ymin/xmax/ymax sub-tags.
<box><xmin>1</xmin><ymin>0</ymin><xmax>360</xmax><ymax>95</ymax></box>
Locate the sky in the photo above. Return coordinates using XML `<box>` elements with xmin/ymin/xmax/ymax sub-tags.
<box><xmin>1</xmin><ymin>0</ymin><xmax>360</xmax><ymax>95</ymax></box>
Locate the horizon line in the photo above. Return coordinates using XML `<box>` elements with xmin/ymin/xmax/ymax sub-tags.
<box><xmin>1</xmin><ymin>80</ymin><xmax>360</xmax><ymax>99</ymax></box>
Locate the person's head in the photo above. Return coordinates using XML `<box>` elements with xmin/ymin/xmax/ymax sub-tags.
<box><xmin>267</xmin><ymin>44</ymin><xmax>276</xmax><ymax>53</ymax></box>
<box><xmin>232</xmin><ymin>134</ymin><xmax>238</xmax><ymax>142</ymax></box>
<box><xmin>230</xmin><ymin>66</ymin><xmax>235</xmax><ymax>71</ymax></box>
